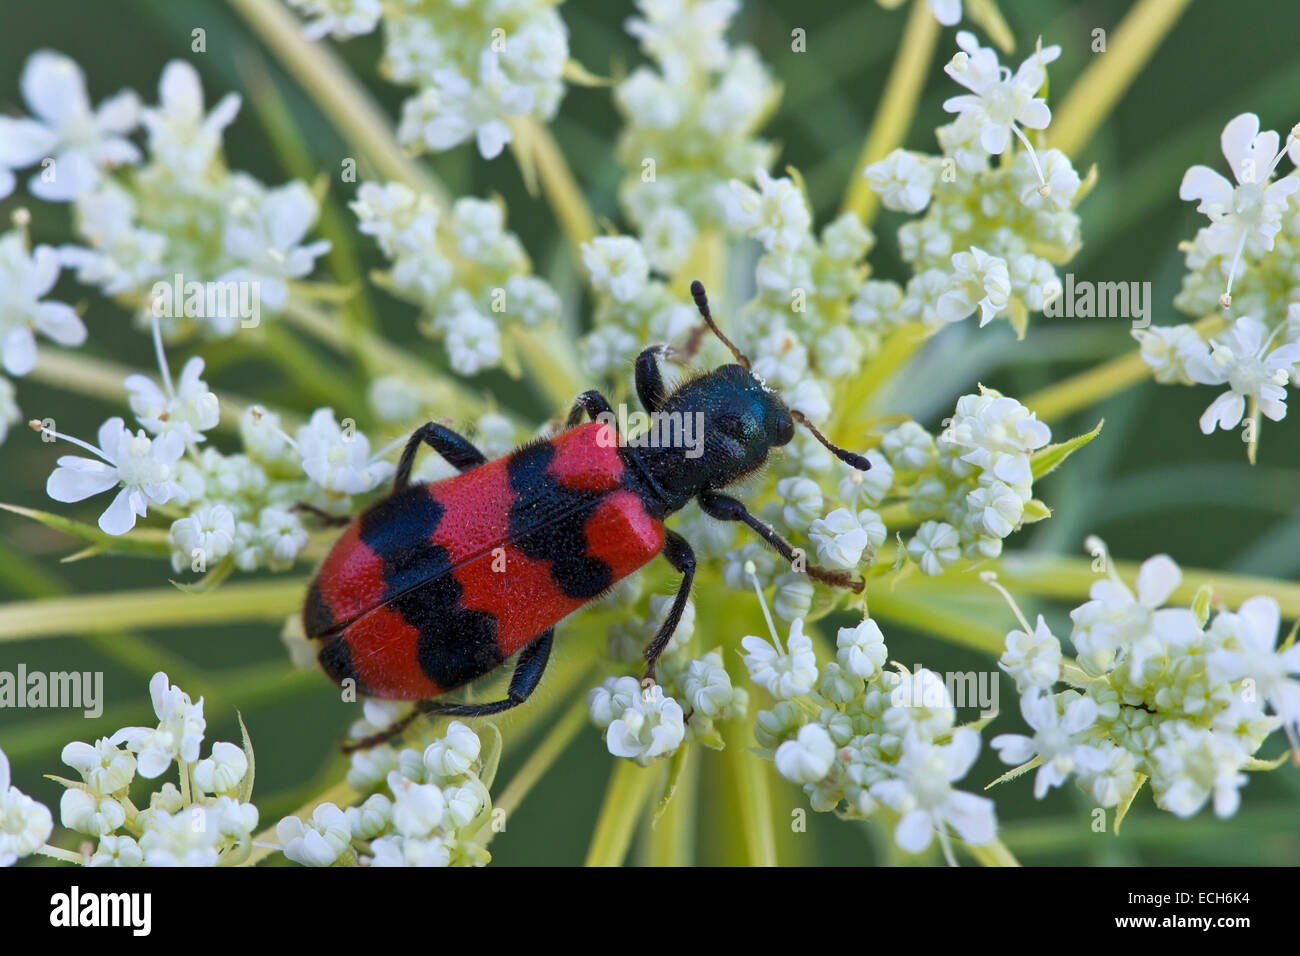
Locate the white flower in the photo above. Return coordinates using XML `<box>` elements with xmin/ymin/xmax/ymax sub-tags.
<box><xmin>62</xmin><ymin>738</ymin><xmax>136</xmax><ymax>794</ymax></box>
<box><xmin>220</xmin><ymin>180</ymin><xmax>330</xmax><ymax>311</ymax></box>
<box><xmin>0</xmin><ymin>231</ymin><xmax>85</xmax><ymax>376</ymax></box>
<box><xmin>89</xmin><ymin>834</ymin><xmax>144</xmax><ymax>867</ymax></box>
<box><xmin>946</xmin><ymin>390</ymin><xmax>1050</xmax><ymax>487</ymax></box>
<box><xmin>441</xmin><ymin>302</ymin><xmax>503</xmax><ymax>376</ymax></box>
<box><xmin>863</xmin><ymin>149</ymin><xmax>936</xmax><ymax>214</ymax></box>
<box><xmin>725</xmin><ymin>168</ymin><xmax>811</xmax><ymax>257</ymax></box>
<box><xmin>1179</xmin><ymin>113</ymin><xmax>1299</xmax><ymax>261</ymax></box>
<box><xmin>193</xmin><ymin>741</ymin><xmax>248</xmax><ymax>795</ymax></box>
<box><xmin>907</xmin><ymin>520</ymin><xmax>961</xmax><ymax>576</ymax></box>
<box><xmin>992</xmin><ymin>690</ymin><xmax>1105</xmax><ymax>798</ymax></box>
<box><xmin>139</xmin><ymin>806</ymin><xmax>221</xmax><ymax>866</ymax></box>
<box><xmin>296</xmin><ymin>407</ymin><xmax>395</xmax><ymax>495</ymax></box>
<box><xmin>587</xmin><ymin>675</ymin><xmax>644</xmax><ymax>727</ymax></box>
<box><xmin>0</xmin><ymin>376</ymin><xmax>19</xmax><ymax>446</ymax></box>
<box><xmin>344</xmin><ymin>793</ymin><xmax>392</xmax><ymax>841</ymax></box>
<box><xmin>0</xmin><ymin>50</ymin><xmax>140</xmax><ymax>201</ymax></box>
<box><xmin>45</xmin><ymin>417</ymin><xmax>188</xmax><ymax>535</ymax></box>
<box><xmin>125</xmin><ymin>355</ymin><xmax>221</xmax><ymax>442</ymax></box>
<box><xmin>256</xmin><ymin>506</ymin><xmax>310</xmax><ymax>571</ymax></box>
<box><xmin>389</xmin><ymin>773</ymin><xmax>449</xmax><ymax>837</ymax></box>
<box><xmin>626</xmin><ymin>0</ymin><xmax>737</xmax><ymax>83</ymax></box>
<box><xmin>886</xmin><ymin>668</ymin><xmax>956</xmax><ymax>740</ymax></box>
<box><xmin>1206</xmin><ymin>596</ymin><xmax>1300</xmax><ymax>735</ymax></box>
<box><xmin>422</xmin><ymin>722</ymin><xmax>481</xmax><ymax>782</ymax></box>
<box><xmin>1020</xmin><ymin>148</ymin><xmax>1080</xmax><ymax>209</ymax></box>
<box><xmin>111</xmin><ymin>672</ymin><xmax>206</xmax><ymax>778</ymax></box>
<box><xmin>775</xmin><ymin>723</ymin><xmax>836</xmax><ymax>784</ymax></box>
<box><xmin>605</xmin><ymin>684</ymin><xmax>686</xmax><ymax>761</ymax></box>
<box><xmin>0</xmin><ymin>747</ymin><xmax>54</xmax><ymax>866</ymax></box>
<box><xmin>808</xmin><ymin>507</ymin><xmax>872</xmax><ymax>570</ymax></box>
<box><xmin>1134</xmin><ymin>323</ymin><xmax>1211</xmax><ymax>386</ymax></box>
<box><xmin>1150</xmin><ymin>722</ymin><xmax>1249</xmax><ymax>819</ymax></box>
<box><xmin>999</xmin><ymin>615</ymin><xmax>1062</xmax><ymax>692</ymax></box>
<box><xmin>278</xmin><ymin>803</ymin><xmax>351</xmax><ymax>866</ymax></box>
<box><xmin>140</xmin><ymin>60</ymin><xmax>240</xmax><ymax>180</ymax></box>
<box><xmin>681</xmin><ymin>653</ymin><xmax>735</xmax><ymax>719</ymax></box>
<box><xmin>836</xmin><ymin>618</ymin><xmax>889</xmax><ymax>681</ymax></box>
<box><xmin>287</xmin><ymin>0</ymin><xmax>381</xmax><ymax>40</ymax></box>
<box><xmin>60</xmin><ymin>790</ymin><xmax>126</xmax><ymax>837</ymax></box>
<box><xmin>870</xmin><ymin>728</ymin><xmax>996</xmax><ymax>857</ymax></box>
<box><xmin>370</xmin><ymin>834</ymin><xmax>451</xmax><ymax>867</ymax></box>
<box><xmin>937</xmin><ymin>246</ymin><xmax>1011</xmax><ymax>326</ymax></box>
<box><xmin>1069</xmin><ymin>554</ymin><xmax>1198</xmax><ymax>677</ymax></box>
<box><xmin>944</xmin><ymin>32</ymin><xmax>1059</xmax><ymax>157</ymax></box>
<box><xmin>1186</xmin><ymin>316</ymin><xmax>1300</xmax><ymax>432</ymax></box>
<box><xmin>742</xmin><ymin>618</ymin><xmax>818</xmax><ymax>698</ymax></box>
<box><xmin>582</xmin><ymin>236</ymin><xmax>649</xmax><ymax>303</ymax></box>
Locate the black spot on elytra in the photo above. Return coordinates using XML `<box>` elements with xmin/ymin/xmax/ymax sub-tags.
<box><xmin>318</xmin><ymin>636</ymin><xmax>367</xmax><ymax>694</ymax></box>
<box><xmin>303</xmin><ymin>582</ymin><xmax>334</xmax><ymax>640</ymax></box>
<box><xmin>507</xmin><ymin>440</ymin><xmax>612</xmax><ymax>600</ymax></box>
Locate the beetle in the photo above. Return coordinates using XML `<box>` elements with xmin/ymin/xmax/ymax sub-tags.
<box><xmin>304</xmin><ymin>281</ymin><xmax>871</xmax><ymax>752</ymax></box>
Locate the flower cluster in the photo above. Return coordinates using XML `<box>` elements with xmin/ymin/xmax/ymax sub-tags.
<box><xmin>589</xmin><ymin>594</ymin><xmax>749</xmax><ymax>762</ymax></box>
<box><xmin>3</xmin><ymin>672</ymin><xmax>261</xmax><ymax>867</ymax></box>
<box><xmin>1138</xmin><ymin>113</ymin><xmax>1300</xmax><ymax>438</ymax></box>
<box><xmin>279</xmin><ymin>714</ymin><xmax>496</xmax><ymax>866</ymax></box>
<box><xmin>36</xmin><ymin>307</ymin><xmax>396</xmax><ymax>575</ymax></box>
<box><xmin>990</xmin><ymin>548</ymin><xmax>1299</xmax><ymax>820</ymax></box>
<box><xmin>19</xmin><ymin>55</ymin><xmax>332</xmax><ymax>338</ymax></box>
<box><xmin>745</xmin><ymin>612</ymin><xmax>997</xmax><ymax>864</ymax></box>
<box><xmin>860</xmin><ymin>32</ymin><xmax>1084</xmax><ymax>338</ymax></box>
<box><xmin>613</xmin><ymin>0</ymin><xmax>779</xmax><ymax>271</ymax></box>
<box><xmin>285</xmin><ymin>0</ymin><xmax>568</xmax><ymax>160</ymax></box>
<box><xmin>351</xmin><ymin>182</ymin><xmax>561</xmax><ymax>376</ymax></box>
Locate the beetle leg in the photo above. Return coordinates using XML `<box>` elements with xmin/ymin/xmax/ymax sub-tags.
<box><xmin>698</xmin><ymin>491</ymin><xmax>865</xmax><ymax>593</ymax></box>
<box><xmin>290</xmin><ymin>502</ymin><xmax>352</xmax><ymax>527</ymax></box>
<box><xmin>339</xmin><ymin>630</ymin><xmax>554</xmax><ymax>753</ymax></box>
<box><xmin>566</xmin><ymin>390</ymin><xmax>614</xmax><ymax>427</ymax></box>
<box><xmin>394</xmin><ymin>422</ymin><xmax>488</xmax><ymax>490</ymax></box>
<box><xmin>633</xmin><ymin>347</ymin><xmax>669</xmax><ymax>414</ymax></box>
<box><xmin>641</xmin><ymin>530</ymin><xmax>696</xmax><ymax>685</ymax></box>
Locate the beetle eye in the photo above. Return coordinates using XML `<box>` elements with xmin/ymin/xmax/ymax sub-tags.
<box><xmin>773</xmin><ymin>411</ymin><xmax>794</xmax><ymax>445</ymax></box>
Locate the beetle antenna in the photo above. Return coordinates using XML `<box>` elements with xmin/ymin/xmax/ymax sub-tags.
<box><xmin>690</xmin><ymin>279</ymin><xmax>751</xmax><ymax>370</ymax></box>
<box><xmin>791</xmin><ymin>410</ymin><xmax>872</xmax><ymax>471</ymax></box>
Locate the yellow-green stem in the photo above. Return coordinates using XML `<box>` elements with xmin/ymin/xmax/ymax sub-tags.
<box><xmin>841</xmin><ymin>0</ymin><xmax>941</xmax><ymax>226</ymax></box>
<box><xmin>1049</xmin><ymin>0</ymin><xmax>1195</xmax><ymax>157</ymax></box>
<box><xmin>227</xmin><ymin>0</ymin><xmax>447</xmax><ymax>202</ymax></box>
<box><xmin>585</xmin><ymin>760</ymin><xmax>659</xmax><ymax>866</ymax></box>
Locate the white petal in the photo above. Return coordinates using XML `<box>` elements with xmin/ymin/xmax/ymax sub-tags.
<box><xmin>2</xmin><ymin>326</ymin><xmax>37</xmax><ymax>376</ymax></box>
<box><xmin>0</xmin><ymin>117</ymin><xmax>58</xmax><ymax>166</ymax></box>
<box><xmin>1198</xmin><ymin>391</ymin><xmax>1244</xmax><ymax>434</ymax></box>
<box><xmin>47</xmin><ymin>458</ymin><xmax>119</xmax><ymax>502</ymax></box>
<box><xmin>1219</xmin><ymin>113</ymin><xmax>1261</xmax><ymax>180</ymax></box>
<box><xmin>1236</xmin><ymin>596</ymin><xmax>1280</xmax><ymax>650</ymax></box>
<box><xmin>22</xmin><ymin>50</ymin><xmax>91</xmax><ymax>125</ymax></box>
<box><xmin>895</xmin><ymin>809</ymin><xmax>935</xmax><ymax>853</ymax></box>
<box><xmin>35</xmin><ymin>301</ymin><xmax>86</xmax><ymax>346</ymax></box>
<box><xmin>945</xmin><ymin>791</ymin><xmax>997</xmax><ymax>845</ymax></box>
<box><xmin>1136</xmin><ymin>554</ymin><xmax>1181</xmax><ymax>607</ymax></box>
<box><xmin>1179</xmin><ymin>165</ymin><xmax>1233</xmax><ymax>207</ymax></box>
<box><xmin>98</xmin><ymin>487</ymin><xmax>139</xmax><ymax>535</ymax></box>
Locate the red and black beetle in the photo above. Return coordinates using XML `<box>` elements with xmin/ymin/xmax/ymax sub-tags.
<box><xmin>304</xmin><ymin>282</ymin><xmax>870</xmax><ymax>751</ymax></box>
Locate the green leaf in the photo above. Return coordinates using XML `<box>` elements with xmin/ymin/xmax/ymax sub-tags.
<box><xmin>1030</xmin><ymin>419</ymin><xmax>1104</xmax><ymax>481</ymax></box>
<box><xmin>1114</xmin><ymin>773</ymin><xmax>1147</xmax><ymax>834</ymax></box>
<box><xmin>1244</xmin><ymin>752</ymin><xmax>1292</xmax><ymax>772</ymax></box>
<box><xmin>651</xmin><ymin>744</ymin><xmax>690</xmax><ymax>826</ymax></box>
<box><xmin>1021</xmin><ymin>498</ymin><xmax>1052</xmax><ymax>524</ymax></box>
<box><xmin>169</xmin><ymin>559</ymin><xmax>235</xmax><ymax>595</ymax></box>
<box><xmin>0</xmin><ymin>503</ymin><xmax>170</xmax><ymax>557</ymax></box>
<box><xmin>478</xmin><ymin>722</ymin><xmax>504</xmax><ymax>791</ymax></box>
<box><xmin>986</xmin><ymin>755</ymin><xmax>1042</xmax><ymax>790</ymax></box>
<box><xmin>563</xmin><ymin>58</ymin><xmax>611</xmax><ymax>87</ymax></box>
<box><xmin>237</xmin><ymin>710</ymin><xmax>257</xmax><ymax>804</ymax></box>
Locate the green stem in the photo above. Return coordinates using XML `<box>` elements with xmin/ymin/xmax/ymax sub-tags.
<box><xmin>840</xmin><ymin>0</ymin><xmax>941</xmax><ymax>226</ymax></box>
<box><xmin>584</xmin><ymin>760</ymin><xmax>659</xmax><ymax>866</ymax></box>
<box><xmin>226</xmin><ymin>0</ymin><xmax>447</xmax><ymax>202</ymax></box>
<box><xmin>1049</xmin><ymin>0</ymin><xmax>1196</xmax><ymax>157</ymax></box>
<box><xmin>965</xmin><ymin>836</ymin><xmax>1021</xmax><ymax>867</ymax></box>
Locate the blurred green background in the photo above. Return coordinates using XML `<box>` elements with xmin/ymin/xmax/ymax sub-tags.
<box><xmin>1</xmin><ymin>0</ymin><xmax>1297</xmax><ymax>865</ymax></box>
